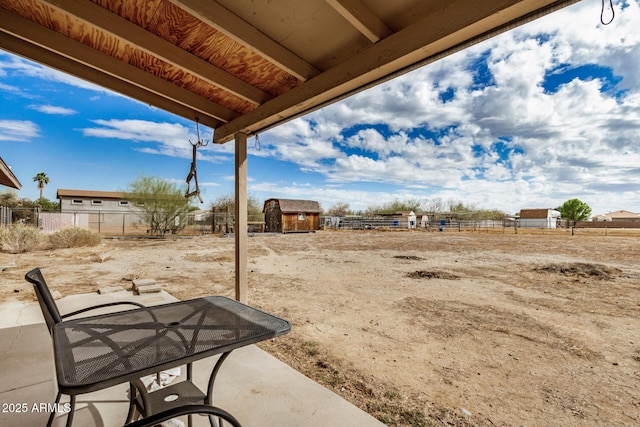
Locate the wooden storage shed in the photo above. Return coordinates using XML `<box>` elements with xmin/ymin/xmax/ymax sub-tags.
<box><xmin>263</xmin><ymin>199</ymin><xmax>322</xmax><ymax>233</ymax></box>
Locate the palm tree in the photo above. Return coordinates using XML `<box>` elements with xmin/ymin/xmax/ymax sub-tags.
<box><xmin>32</xmin><ymin>172</ymin><xmax>50</xmax><ymax>199</ymax></box>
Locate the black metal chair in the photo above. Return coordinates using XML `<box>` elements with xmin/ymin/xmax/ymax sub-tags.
<box><xmin>25</xmin><ymin>267</ymin><xmax>147</xmax><ymax>427</ymax></box>
<box><xmin>123</xmin><ymin>404</ymin><xmax>241</xmax><ymax>427</ymax></box>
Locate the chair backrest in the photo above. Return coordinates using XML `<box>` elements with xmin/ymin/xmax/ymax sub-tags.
<box><xmin>24</xmin><ymin>268</ymin><xmax>63</xmax><ymax>334</ymax></box>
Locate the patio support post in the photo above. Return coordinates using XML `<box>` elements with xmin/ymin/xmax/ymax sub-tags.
<box><xmin>234</xmin><ymin>131</ymin><xmax>248</xmax><ymax>303</ymax></box>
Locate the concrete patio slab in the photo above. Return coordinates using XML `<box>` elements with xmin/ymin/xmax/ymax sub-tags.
<box><xmin>0</xmin><ymin>290</ymin><xmax>384</xmax><ymax>426</ymax></box>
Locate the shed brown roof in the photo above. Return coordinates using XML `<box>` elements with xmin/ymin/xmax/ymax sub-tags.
<box><xmin>519</xmin><ymin>209</ymin><xmax>553</xmax><ymax>219</ymax></box>
<box><xmin>264</xmin><ymin>198</ymin><xmax>322</xmax><ymax>214</ymax></box>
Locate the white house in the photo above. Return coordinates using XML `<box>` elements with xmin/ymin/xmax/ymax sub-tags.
<box><xmin>518</xmin><ymin>208</ymin><xmax>561</xmax><ymax>228</ymax></box>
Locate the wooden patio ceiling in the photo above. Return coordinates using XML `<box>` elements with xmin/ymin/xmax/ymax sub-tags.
<box><xmin>0</xmin><ymin>0</ymin><xmax>579</xmax><ymax>144</ymax></box>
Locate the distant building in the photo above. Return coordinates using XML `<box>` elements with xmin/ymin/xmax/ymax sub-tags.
<box><xmin>592</xmin><ymin>210</ymin><xmax>640</xmax><ymax>222</ymax></box>
<box><xmin>518</xmin><ymin>208</ymin><xmax>561</xmax><ymax>228</ymax></box>
<box><xmin>55</xmin><ymin>189</ymin><xmax>145</xmax><ymax>234</ymax></box>
<box><xmin>263</xmin><ymin>198</ymin><xmax>321</xmax><ymax>233</ymax></box>
<box><xmin>57</xmin><ymin>189</ymin><xmax>141</xmax><ymax>213</ymax></box>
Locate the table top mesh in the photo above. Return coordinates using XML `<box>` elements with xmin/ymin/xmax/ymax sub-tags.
<box><xmin>53</xmin><ymin>296</ymin><xmax>290</xmax><ymax>392</ymax></box>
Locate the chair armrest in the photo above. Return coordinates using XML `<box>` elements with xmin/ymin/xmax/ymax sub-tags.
<box><xmin>61</xmin><ymin>302</ymin><xmax>146</xmax><ymax>319</ymax></box>
<box><xmin>123</xmin><ymin>404</ymin><xmax>241</xmax><ymax>427</ymax></box>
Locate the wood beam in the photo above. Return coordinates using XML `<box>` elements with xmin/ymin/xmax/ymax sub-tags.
<box><xmin>0</xmin><ymin>31</ymin><xmax>222</xmax><ymax>130</ymax></box>
<box><xmin>234</xmin><ymin>132</ymin><xmax>248</xmax><ymax>304</ymax></box>
<box><xmin>0</xmin><ymin>156</ymin><xmax>21</xmax><ymax>189</ymax></box>
<box><xmin>0</xmin><ymin>10</ymin><xmax>235</xmax><ymax>124</ymax></box>
<box><xmin>214</xmin><ymin>0</ymin><xmax>570</xmax><ymax>143</ymax></box>
<box><xmin>326</xmin><ymin>0</ymin><xmax>392</xmax><ymax>43</ymax></box>
<box><xmin>169</xmin><ymin>0</ymin><xmax>320</xmax><ymax>81</ymax></box>
<box><xmin>0</xmin><ymin>9</ymin><xmax>238</xmax><ymax>125</ymax></box>
<box><xmin>40</xmin><ymin>0</ymin><xmax>272</xmax><ymax>105</ymax></box>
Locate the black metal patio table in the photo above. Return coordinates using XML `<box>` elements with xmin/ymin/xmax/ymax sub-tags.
<box><xmin>52</xmin><ymin>296</ymin><xmax>291</xmax><ymax>426</ymax></box>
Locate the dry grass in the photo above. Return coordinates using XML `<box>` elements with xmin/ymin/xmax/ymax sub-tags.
<box><xmin>0</xmin><ymin>224</ymin><xmax>43</xmax><ymax>253</ymax></box>
<box><xmin>48</xmin><ymin>227</ymin><xmax>102</xmax><ymax>249</ymax></box>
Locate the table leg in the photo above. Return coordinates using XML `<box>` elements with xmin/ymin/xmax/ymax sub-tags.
<box><xmin>206</xmin><ymin>351</ymin><xmax>233</xmax><ymax>427</ymax></box>
<box><xmin>125</xmin><ymin>383</ymin><xmax>137</xmax><ymax>424</ymax></box>
<box><xmin>184</xmin><ymin>362</ymin><xmax>193</xmax><ymax>427</ymax></box>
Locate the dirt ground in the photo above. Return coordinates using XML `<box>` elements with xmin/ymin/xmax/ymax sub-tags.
<box><xmin>2</xmin><ymin>230</ymin><xmax>640</xmax><ymax>426</ymax></box>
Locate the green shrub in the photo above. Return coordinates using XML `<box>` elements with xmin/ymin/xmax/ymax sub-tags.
<box><xmin>0</xmin><ymin>224</ymin><xmax>43</xmax><ymax>253</ymax></box>
<box><xmin>48</xmin><ymin>227</ymin><xmax>102</xmax><ymax>249</ymax></box>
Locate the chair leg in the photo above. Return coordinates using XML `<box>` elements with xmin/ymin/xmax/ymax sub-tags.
<box><xmin>65</xmin><ymin>395</ymin><xmax>76</xmax><ymax>427</ymax></box>
<box><xmin>46</xmin><ymin>391</ymin><xmax>62</xmax><ymax>427</ymax></box>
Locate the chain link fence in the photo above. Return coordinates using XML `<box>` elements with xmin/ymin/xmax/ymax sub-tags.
<box><xmin>0</xmin><ymin>207</ymin><xmax>266</xmax><ymax>235</ymax></box>
<box><xmin>0</xmin><ymin>205</ymin><xmax>11</xmax><ymax>227</ymax></box>
<box><xmin>1</xmin><ymin>206</ymin><xmax>39</xmax><ymax>226</ymax></box>
<box><xmin>3</xmin><ymin>206</ymin><xmax>640</xmax><ymax>237</ymax></box>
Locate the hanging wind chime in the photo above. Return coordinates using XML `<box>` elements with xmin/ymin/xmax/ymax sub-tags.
<box><xmin>185</xmin><ymin>118</ymin><xmax>209</xmax><ymax>203</ymax></box>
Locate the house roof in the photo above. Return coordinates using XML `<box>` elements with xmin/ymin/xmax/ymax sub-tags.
<box><xmin>597</xmin><ymin>210</ymin><xmax>640</xmax><ymax>219</ymax></box>
<box><xmin>0</xmin><ymin>0</ymin><xmax>578</xmax><ymax>144</ymax></box>
<box><xmin>0</xmin><ymin>156</ymin><xmax>21</xmax><ymax>189</ymax></box>
<box><xmin>264</xmin><ymin>198</ymin><xmax>322</xmax><ymax>213</ymax></box>
<box><xmin>57</xmin><ymin>189</ymin><xmax>126</xmax><ymax>200</ymax></box>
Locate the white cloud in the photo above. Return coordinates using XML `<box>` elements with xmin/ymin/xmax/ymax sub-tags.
<box><xmin>0</xmin><ymin>54</ymin><xmax>109</xmax><ymax>93</ymax></box>
<box><xmin>254</xmin><ymin>1</ymin><xmax>640</xmax><ymax>216</ymax></box>
<box><xmin>0</xmin><ymin>120</ymin><xmax>40</xmax><ymax>141</ymax></box>
<box><xmin>29</xmin><ymin>104</ymin><xmax>78</xmax><ymax>115</ymax></box>
<box><xmin>0</xmin><ymin>82</ymin><xmax>33</xmax><ymax>98</ymax></box>
<box><xmin>81</xmin><ymin>119</ymin><xmax>232</xmax><ymax>162</ymax></box>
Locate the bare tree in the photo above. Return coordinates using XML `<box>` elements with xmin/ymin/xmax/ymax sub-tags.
<box><xmin>325</xmin><ymin>202</ymin><xmax>350</xmax><ymax>216</ymax></box>
<box><xmin>423</xmin><ymin>198</ymin><xmax>445</xmax><ymax>213</ymax></box>
<box><xmin>127</xmin><ymin>175</ymin><xmax>191</xmax><ymax>236</ymax></box>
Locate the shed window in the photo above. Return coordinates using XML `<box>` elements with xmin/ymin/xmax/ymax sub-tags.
<box><xmin>119</xmin><ymin>200</ymin><xmax>129</xmax><ymax>206</ymax></box>
<box><xmin>91</xmin><ymin>200</ymin><xmax>103</xmax><ymax>205</ymax></box>
<box><xmin>71</xmin><ymin>199</ymin><xmax>83</xmax><ymax>205</ymax></box>
<box><xmin>298</xmin><ymin>213</ymin><xmax>306</xmax><ymax>220</ymax></box>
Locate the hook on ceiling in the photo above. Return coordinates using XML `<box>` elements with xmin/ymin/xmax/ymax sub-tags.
<box><xmin>600</xmin><ymin>0</ymin><xmax>615</xmax><ymax>25</ymax></box>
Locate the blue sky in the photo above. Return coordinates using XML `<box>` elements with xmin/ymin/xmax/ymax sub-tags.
<box><xmin>2</xmin><ymin>1</ymin><xmax>640</xmax><ymax>216</ymax></box>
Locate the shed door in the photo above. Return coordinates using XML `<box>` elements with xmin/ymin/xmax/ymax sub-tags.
<box><xmin>265</xmin><ymin>210</ymin><xmax>282</xmax><ymax>232</ymax></box>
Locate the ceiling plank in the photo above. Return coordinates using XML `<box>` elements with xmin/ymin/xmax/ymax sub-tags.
<box><xmin>214</xmin><ymin>0</ymin><xmax>572</xmax><ymax>143</ymax></box>
<box><xmin>40</xmin><ymin>0</ymin><xmax>272</xmax><ymax>105</ymax></box>
<box><xmin>169</xmin><ymin>0</ymin><xmax>321</xmax><ymax>81</ymax></box>
<box><xmin>0</xmin><ymin>9</ymin><xmax>238</xmax><ymax>124</ymax></box>
<box><xmin>0</xmin><ymin>31</ymin><xmax>223</xmax><ymax>130</ymax></box>
<box><xmin>326</xmin><ymin>0</ymin><xmax>392</xmax><ymax>43</ymax></box>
